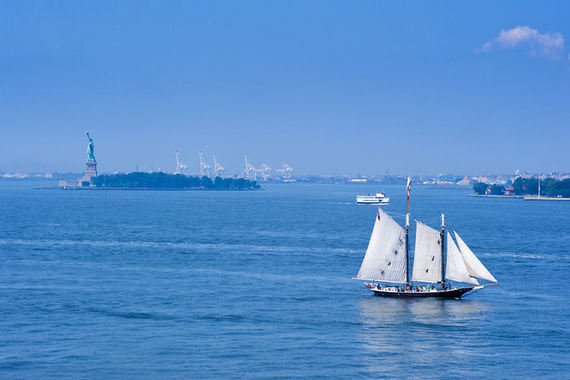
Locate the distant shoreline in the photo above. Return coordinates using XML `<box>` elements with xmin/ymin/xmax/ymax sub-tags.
<box><xmin>468</xmin><ymin>194</ymin><xmax>523</xmax><ymax>199</ymax></box>
<box><xmin>468</xmin><ymin>194</ymin><xmax>570</xmax><ymax>201</ymax></box>
<box><xmin>523</xmin><ymin>196</ymin><xmax>570</xmax><ymax>201</ymax></box>
<box><xmin>35</xmin><ymin>186</ymin><xmax>261</xmax><ymax>191</ymax></box>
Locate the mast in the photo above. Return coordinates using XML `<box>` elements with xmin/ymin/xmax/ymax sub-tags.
<box><xmin>405</xmin><ymin>213</ymin><xmax>410</xmax><ymax>285</ymax></box>
<box><xmin>405</xmin><ymin>176</ymin><xmax>411</xmax><ymax>285</ymax></box>
<box><xmin>440</xmin><ymin>213</ymin><xmax>445</xmax><ymax>286</ymax></box>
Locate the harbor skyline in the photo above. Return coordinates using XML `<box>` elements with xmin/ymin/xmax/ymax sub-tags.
<box><xmin>1</xmin><ymin>1</ymin><xmax>569</xmax><ymax>174</ymax></box>
<box><xmin>0</xmin><ymin>128</ymin><xmax>568</xmax><ymax>184</ymax></box>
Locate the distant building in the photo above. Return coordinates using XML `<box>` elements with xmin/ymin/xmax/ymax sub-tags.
<box><xmin>59</xmin><ymin>180</ymin><xmax>79</xmax><ymax>188</ymax></box>
<box><xmin>456</xmin><ymin>176</ymin><xmax>471</xmax><ymax>186</ymax></box>
<box><xmin>504</xmin><ymin>186</ymin><xmax>515</xmax><ymax>195</ymax></box>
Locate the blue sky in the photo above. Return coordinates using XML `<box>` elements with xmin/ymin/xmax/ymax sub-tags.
<box><xmin>0</xmin><ymin>1</ymin><xmax>568</xmax><ymax>175</ymax></box>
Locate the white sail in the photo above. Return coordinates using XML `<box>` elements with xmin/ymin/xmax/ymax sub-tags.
<box><xmin>356</xmin><ymin>209</ymin><xmax>407</xmax><ymax>283</ymax></box>
<box><xmin>411</xmin><ymin>221</ymin><xmax>442</xmax><ymax>283</ymax></box>
<box><xmin>445</xmin><ymin>232</ymin><xmax>479</xmax><ymax>285</ymax></box>
<box><xmin>454</xmin><ymin>232</ymin><xmax>497</xmax><ymax>282</ymax></box>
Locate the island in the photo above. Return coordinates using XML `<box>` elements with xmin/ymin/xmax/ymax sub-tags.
<box><xmin>471</xmin><ymin>177</ymin><xmax>570</xmax><ymax>200</ymax></box>
<box><xmin>91</xmin><ymin>172</ymin><xmax>261</xmax><ymax>190</ymax></box>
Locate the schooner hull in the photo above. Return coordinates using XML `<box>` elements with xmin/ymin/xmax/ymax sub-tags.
<box><xmin>371</xmin><ymin>286</ymin><xmax>474</xmax><ymax>299</ymax></box>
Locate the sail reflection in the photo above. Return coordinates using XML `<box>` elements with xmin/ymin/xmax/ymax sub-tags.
<box><xmin>357</xmin><ymin>297</ymin><xmax>490</xmax><ymax>377</ymax></box>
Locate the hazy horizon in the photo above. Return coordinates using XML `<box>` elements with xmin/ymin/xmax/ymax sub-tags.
<box><xmin>1</xmin><ymin>1</ymin><xmax>569</xmax><ymax>175</ymax></box>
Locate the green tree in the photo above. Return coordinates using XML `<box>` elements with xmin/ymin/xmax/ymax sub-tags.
<box><xmin>490</xmin><ymin>184</ymin><xmax>505</xmax><ymax>195</ymax></box>
<box><xmin>544</xmin><ymin>178</ymin><xmax>570</xmax><ymax>197</ymax></box>
<box><xmin>524</xmin><ymin>178</ymin><xmax>538</xmax><ymax>195</ymax></box>
<box><xmin>512</xmin><ymin>177</ymin><xmax>524</xmax><ymax>195</ymax></box>
<box><xmin>473</xmin><ymin>182</ymin><xmax>489</xmax><ymax>195</ymax></box>
<box><xmin>92</xmin><ymin>172</ymin><xmax>260</xmax><ymax>190</ymax></box>
<box><xmin>200</xmin><ymin>176</ymin><xmax>213</xmax><ymax>188</ymax></box>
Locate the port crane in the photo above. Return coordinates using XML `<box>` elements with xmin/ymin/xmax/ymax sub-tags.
<box><xmin>276</xmin><ymin>164</ymin><xmax>294</xmax><ymax>180</ymax></box>
<box><xmin>174</xmin><ymin>150</ymin><xmax>293</xmax><ymax>180</ymax></box>
<box><xmin>256</xmin><ymin>163</ymin><xmax>272</xmax><ymax>181</ymax></box>
<box><xmin>243</xmin><ymin>155</ymin><xmax>272</xmax><ymax>181</ymax></box>
<box><xmin>244</xmin><ymin>154</ymin><xmax>257</xmax><ymax>180</ymax></box>
<box><xmin>175</xmin><ymin>151</ymin><xmax>188</xmax><ymax>175</ymax></box>
<box><xmin>213</xmin><ymin>154</ymin><xmax>225</xmax><ymax>177</ymax></box>
<box><xmin>199</xmin><ymin>151</ymin><xmax>211</xmax><ymax>177</ymax></box>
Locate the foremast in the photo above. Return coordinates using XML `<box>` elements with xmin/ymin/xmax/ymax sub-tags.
<box><xmin>405</xmin><ymin>213</ymin><xmax>410</xmax><ymax>285</ymax></box>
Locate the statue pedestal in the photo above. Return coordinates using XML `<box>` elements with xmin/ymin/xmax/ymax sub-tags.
<box><xmin>79</xmin><ymin>160</ymin><xmax>98</xmax><ymax>186</ymax></box>
<box><xmin>85</xmin><ymin>160</ymin><xmax>98</xmax><ymax>177</ymax></box>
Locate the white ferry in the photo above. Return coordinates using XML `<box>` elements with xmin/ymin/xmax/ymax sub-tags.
<box><xmin>356</xmin><ymin>193</ymin><xmax>390</xmax><ymax>205</ymax></box>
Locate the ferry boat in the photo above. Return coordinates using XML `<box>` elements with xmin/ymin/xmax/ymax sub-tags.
<box><xmin>356</xmin><ymin>193</ymin><xmax>390</xmax><ymax>205</ymax></box>
<box><xmin>355</xmin><ymin>177</ymin><xmax>498</xmax><ymax>299</ymax></box>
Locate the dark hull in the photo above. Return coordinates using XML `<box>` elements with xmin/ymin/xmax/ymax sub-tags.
<box><xmin>371</xmin><ymin>287</ymin><xmax>474</xmax><ymax>299</ymax></box>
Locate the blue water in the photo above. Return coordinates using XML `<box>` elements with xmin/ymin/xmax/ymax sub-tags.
<box><xmin>0</xmin><ymin>182</ymin><xmax>568</xmax><ymax>378</ymax></box>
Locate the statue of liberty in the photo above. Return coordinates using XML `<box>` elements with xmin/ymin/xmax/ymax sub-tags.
<box><xmin>86</xmin><ymin>132</ymin><xmax>96</xmax><ymax>162</ymax></box>
<box><xmin>82</xmin><ymin>131</ymin><xmax>98</xmax><ymax>181</ymax></box>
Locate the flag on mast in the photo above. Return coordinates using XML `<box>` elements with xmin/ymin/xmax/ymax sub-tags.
<box><xmin>406</xmin><ymin>175</ymin><xmax>411</xmax><ymax>214</ymax></box>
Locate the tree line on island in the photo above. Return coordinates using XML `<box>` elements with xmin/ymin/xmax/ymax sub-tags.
<box><xmin>473</xmin><ymin>177</ymin><xmax>570</xmax><ymax>197</ymax></box>
<box><xmin>91</xmin><ymin>172</ymin><xmax>261</xmax><ymax>190</ymax></box>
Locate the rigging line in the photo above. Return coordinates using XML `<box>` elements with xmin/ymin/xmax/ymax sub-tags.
<box><xmin>413</xmin><ymin>218</ymin><xmax>440</xmax><ymax>226</ymax></box>
<box><xmin>385</xmin><ymin>211</ymin><xmax>408</xmax><ymax>218</ymax></box>
<box><xmin>442</xmin><ymin>214</ymin><xmax>466</xmax><ymax>232</ymax></box>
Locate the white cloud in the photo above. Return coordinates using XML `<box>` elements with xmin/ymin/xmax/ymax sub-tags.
<box><xmin>480</xmin><ymin>26</ymin><xmax>564</xmax><ymax>58</ymax></box>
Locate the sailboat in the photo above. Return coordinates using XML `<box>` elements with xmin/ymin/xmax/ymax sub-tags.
<box><xmin>355</xmin><ymin>179</ymin><xmax>498</xmax><ymax>299</ymax></box>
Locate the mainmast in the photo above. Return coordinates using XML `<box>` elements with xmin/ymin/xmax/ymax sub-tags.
<box><xmin>405</xmin><ymin>176</ymin><xmax>411</xmax><ymax>285</ymax></box>
<box><xmin>440</xmin><ymin>213</ymin><xmax>445</xmax><ymax>286</ymax></box>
